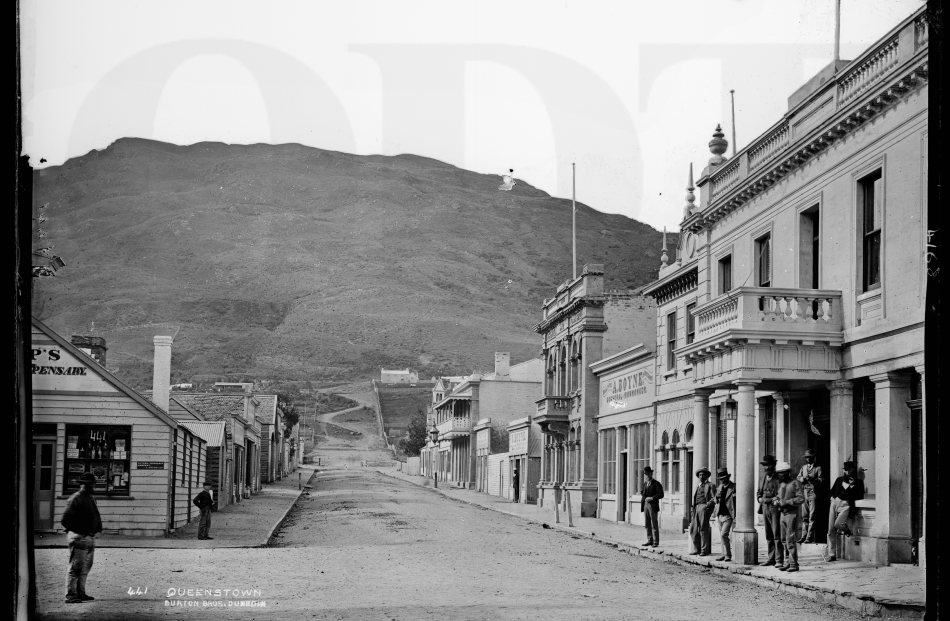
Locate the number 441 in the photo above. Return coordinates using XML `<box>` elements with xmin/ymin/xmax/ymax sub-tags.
<box><xmin>127</xmin><ymin>587</ymin><xmax>148</xmax><ymax>595</ymax></box>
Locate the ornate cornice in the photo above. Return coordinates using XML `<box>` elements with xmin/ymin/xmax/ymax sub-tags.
<box><xmin>534</xmin><ymin>296</ymin><xmax>606</xmax><ymax>334</ymax></box>
<box><xmin>642</xmin><ymin>267</ymin><xmax>698</xmax><ymax>304</ymax></box>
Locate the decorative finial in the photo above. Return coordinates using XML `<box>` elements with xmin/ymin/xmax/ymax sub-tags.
<box><xmin>660</xmin><ymin>227</ymin><xmax>669</xmax><ymax>267</ymax></box>
<box><xmin>684</xmin><ymin>163</ymin><xmax>696</xmax><ymax>219</ymax></box>
<box><xmin>708</xmin><ymin>124</ymin><xmax>729</xmax><ymax>166</ymax></box>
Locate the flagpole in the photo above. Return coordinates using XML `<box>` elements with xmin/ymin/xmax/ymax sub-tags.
<box><xmin>572</xmin><ymin>162</ymin><xmax>577</xmax><ymax>279</ymax></box>
<box><xmin>833</xmin><ymin>0</ymin><xmax>841</xmax><ymax>66</ymax></box>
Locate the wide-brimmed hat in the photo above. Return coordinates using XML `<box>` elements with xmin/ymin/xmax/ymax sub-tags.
<box><xmin>643</xmin><ymin>466</ymin><xmax>653</xmax><ymax>474</ymax></box>
<box><xmin>775</xmin><ymin>461</ymin><xmax>792</xmax><ymax>472</ymax></box>
<box><xmin>760</xmin><ymin>454</ymin><xmax>777</xmax><ymax>465</ymax></box>
<box><xmin>696</xmin><ymin>466</ymin><xmax>711</xmax><ymax>477</ymax></box>
<box><xmin>804</xmin><ymin>449</ymin><xmax>816</xmax><ymax>458</ymax></box>
<box><xmin>716</xmin><ymin>467</ymin><xmax>730</xmax><ymax>478</ymax></box>
<box><xmin>78</xmin><ymin>472</ymin><xmax>97</xmax><ymax>485</ymax></box>
<box><xmin>842</xmin><ymin>460</ymin><xmax>856</xmax><ymax>469</ymax></box>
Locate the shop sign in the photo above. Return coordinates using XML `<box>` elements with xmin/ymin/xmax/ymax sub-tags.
<box><xmin>476</xmin><ymin>429</ymin><xmax>490</xmax><ymax>450</ymax></box>
<box><xmin>509</xmin><ymin>429</ymin><xmax>528</xmax><ymax>454</ymax></box>
<box><xmin>135</xmin><ymin>461</ymin><xmax>166</xmax><ymax>470</ymax></box>
<box><xmin>601</xmin><ymin>367</ymin><xmax>653</xmax><ymax>411</ymax></box>
<box><xmin>31</xmin><ymin>347</ymin><xmax>88</xmax><ymax>376</ymax></box>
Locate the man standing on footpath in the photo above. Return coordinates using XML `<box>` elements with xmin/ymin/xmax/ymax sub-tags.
<box><xmin>773</xmin><ymin>461</ymin><xmax>805</xmax><ymax>572</ymax></box>
<box><xmin>194</xmin><ymin>481</ymin><xmax>214</xmax><ymax>540</ymax></box>
<box><xmin>688</xmin><ymin>466</ymin><xmax>716</xmax><ymax>556</ymax></box>
<box><xmin>796</xmin><ymin>449</ymin><xmax>824</xmax><ymax>543</ymax></box>
<box><xmin>640</xmin><ymin>466</ymin><xmax>664</xmax><ymax>547</ymax></box>
<box><xmin>823</xmin><ymin>460</ymin><xmax>864</xmax><ymax>562</ymax></box>
<box><xmin>61</xmin><ymin>472</ymin><xmax>102</xmax><ymax>604</ymax></box>
<box><xmin>757</xmin><ymin>455</ymin><xmax>783</xmax><ymax>567</ymax></box>
<box><xmin>713</xmin><ymin>467</ymin><xmax>735</xmax><ymax>562</ymax></box>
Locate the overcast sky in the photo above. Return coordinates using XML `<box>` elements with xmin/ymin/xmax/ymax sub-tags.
<box><xmin>20</xmin><ymin>0</ymin><xmax>922</xmax><ymax>231</ymax></box>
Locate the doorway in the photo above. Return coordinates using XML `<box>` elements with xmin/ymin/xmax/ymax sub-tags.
<box><xmin>32</xmin><ymin>440</ymin><xmax>55</xmax><ymax>530</ymax></box>
<box><xmin>618</xmin><ymin>452</ymin><xmax>628</xmax><ymax>523</ymax></box>
<box><xmin>807</xmin><ymin>391</ymin><xmax>831</xmax><ymax>543</ymax></box>
<box><xmin>683</xmin><ymin>449</ymin><xmax>694</xmax><ymax>533</ymax></box>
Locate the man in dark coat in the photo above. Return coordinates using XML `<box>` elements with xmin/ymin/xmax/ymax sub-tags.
<box><xmin>823</xmin><ymin>460</ymin><xmax>864</xmax><ymax>561</ymax></box>
<box><xmin>512</xmin><ymin>466</ymin><xmax>520</xmax><ymax>503</ymax></box>
<box><xmin>194</xmin><ymin>481</ymin><xmax>214</xmax><ymax>540</ymax></box>
<box><xmin>757</xmin><ymin>455</ymin><xmax>783</xmax><ymax>566</ymax></box>
<box><xmin>689</xmin><ymin>467</ymin><xmax>717</xmax><ymax>556</ymax></box>
<box><xmin>713</xmin><ymin>467</ymin><xmax>736</xmax><ymax>561</ymax></box>
<box><xmin>61</xmin><ymin>472</ymin><xmax>103</xmax><ymax>603</ymax></box>
<box><xmin>640</xmin><ymin>466</ymin><xmax>664</xmax><ymax>547</ymax></box>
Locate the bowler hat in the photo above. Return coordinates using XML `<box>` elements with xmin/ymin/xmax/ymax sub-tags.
<box><xmin>775</xmin><ymin>461</ymin><xmax>792</xmax><ymax>472</ymax></box>
<box><xmin>203</xmin><ymin>481</ymin><xmax>212</xmax><ymax>487</ymax></box>
<box><xmin>78</xmin><ymin>472</ymin><xmax>97</xmax><ymax>485</ymax></box>
<box><xmin>716</xmin><ymin>467</ymin><xmax>730</xmax><ymax>478</ymax></box>
<box><xmin>643</xmin><ymin>466</ymin><xmax>653</xmax><ymax>474</ymax></box>
<box><xmin>804</xmin><ymin>449</ymin><xmax>816</xmax><ymax>458</ymax></box>
<box><xmin>842</xmin><ymin>460</ymin><xmax>856</xmax><ymax>469</ymax></box>
<box><xmin>760</xmin><ymin>454</ymin><xmax>776</xmax><ymax>465</ymax></box>
<box><xmin>695</xmin><ymin>466</ymin><xmax>711</xmax><ymax>477</ymax></box>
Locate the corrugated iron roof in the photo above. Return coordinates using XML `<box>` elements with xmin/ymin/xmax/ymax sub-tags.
<box><xmin>181</xmin><ymin>421</ymin><xmax>226</xmax><ymax>446</ymax></box>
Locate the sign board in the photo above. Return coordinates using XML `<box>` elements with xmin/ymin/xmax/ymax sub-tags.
<box><xmin>135</xmin><ymin>461</ymin><xmax>166</xmax><ymax>470</ymax></box>
<box><xmin>509</xmin><ymin>428</ymin><xmax>528</xmax><ymax>455</ymax></box>
<box><xmin>600</xmin><ymin>366</ymin><xmax>654</xmax><ymax>413</ymax></box>
<box><xmin>476</xmin><ymin>428</ymin><xmax>491</xmax><ymax>450</ymax></box>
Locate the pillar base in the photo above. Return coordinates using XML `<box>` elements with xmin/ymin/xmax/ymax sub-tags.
<box><xmin>865</xmin><ymin>534</ymin><xmax>914</xmax><ymax>566</ymax></box>
<box><xmin>733</xmin><ymin>528</ymin><xmax>759</xmax><ymax>565</ymax></box>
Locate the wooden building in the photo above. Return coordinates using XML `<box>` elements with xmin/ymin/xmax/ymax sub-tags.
<box><xmin>31</xmin><ymin>317</ymin><xmax>207</xmax><ymax>536</ymax></box>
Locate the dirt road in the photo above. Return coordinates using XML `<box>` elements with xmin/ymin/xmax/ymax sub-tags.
<box><xmin>36</xmin><ymin>468</ymin><xmax>868</xmax><ymax>621</ymax></box>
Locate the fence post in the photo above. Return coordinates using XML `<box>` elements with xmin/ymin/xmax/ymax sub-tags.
<box><xmin>434</xmin><ymin>472</ymin><xmax>438</xmax><ymax>489</ymax></box>
<box><xmin>554</xmin><ymin>487</ymin><xmax>561</xmax><ymax>524</ymax></box>
<box><xmin>565</xmin><ymin>490</ymin><xmax>574</xmax><ymax>528</ymax></box>
<box><xmin>298</xmin><ymin>472</ymin><xmax>301</xmax><ymax>490</ymax></box>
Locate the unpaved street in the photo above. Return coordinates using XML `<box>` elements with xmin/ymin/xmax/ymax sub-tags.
<box><xmin>36</xmin><ymin>466</ymin><xmax>867</xmax><ymax>621</ymax></box>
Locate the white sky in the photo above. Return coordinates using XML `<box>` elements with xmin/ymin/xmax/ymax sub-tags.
<box><xmin>20</xmin><ymin>0</ymin><xmax>922</xmax><ymax>231</ymax></box>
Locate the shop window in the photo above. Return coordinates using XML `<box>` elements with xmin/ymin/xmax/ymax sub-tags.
<box><xmin>602</xmin><ymin>429</ymin><xmax>617</xmax><ymax>494</ymax></box>
<box><xmin>659</xmin><ymin>431</ymin><xmax>670</xmax><ymax>491</ymax></box>
<box><xmin>857</xmin><ymin>171</ymin><xmax>883</xmax><ymax>292</ymax></box>
<box><xmin>64</xmin><ymin>424</ymin><xmax>132</xmax><ymax>496</ymax></box>
<box><xmin>630</xmin><ymin>423</ymin><xmax>650</xmax><ymax>487</ymax></box>
<box><xmin>670</xmin><ymin>430</ymin><xmax>681</xmax><ymax>493</ymax></box>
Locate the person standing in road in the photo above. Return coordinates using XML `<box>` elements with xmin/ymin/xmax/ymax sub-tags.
<box><xmin>713</xmin><ymin>467</ymin><xmax>735</xmax><ymax>562</ymax></box>
<box><xmin>640</xmin><ymin>466</ymin><xmax>664</xmax><ymax>547</ymax></box>
<box><xmin>194</xmin><ymin>481</ymin><xmax>214</xmax><ymax>540</ymax></box>
<box><xmin>688</xmin><ymin>467</ymin><xmax>716</xmax><ymax>556</ymax></box>
<box><xmin>512</xmin><ymin>466</ymin><xmax>520</xmax><ymax>503</ymax></box>
<box><xmin>823</xmin><ymin>460</ymin><xmax>864</xmax><ymax>562</ymax></box>
<box><xmin>796</xmin><ymin>449</ymin><xmax>824</xmax><ymax>543</ymax></box>
<box><xmin>61</xmin><ymin>472</ymin><xmax>103</xmax><ymax>604</ymax></box>
<box><xmin>774</xmin><ymin>461</ymin><xmax>805</xmax><ymax>572</ymax></box>
<box><xmin>757</xmin><ymin>455</ymin><xmax>783</xmax><ymax>567</ymax></box>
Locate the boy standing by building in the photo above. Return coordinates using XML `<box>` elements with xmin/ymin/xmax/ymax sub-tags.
<box><xmin>194</xmin><ymin>481</ymin><xmax>214</xmax><ymax>540</ymax></box>
<box><xmin>61</xmin><ymin>472</ymin><xmax>103</xmax><ymax>604</ymax></box>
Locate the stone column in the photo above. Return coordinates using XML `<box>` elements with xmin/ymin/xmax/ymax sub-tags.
<box><xmin>616</xmin><ymin>429</ymin><xmax>624</xmax><ymax>522</ymax></box>
<box><xmin>733</xmin><ymin>380</ymin><xmax>760</xmax><ymax>565</ymax></box>
<box><xmin>708</xmin><ymin>405</ymin><xmax>719</xmax><ymax>471</ymax></box>
<box><xmin>773</xmin><ymin>393</ymin><xmax>786</xmax><ymax>463</ymax></box>
<box><xmin>692</xmin><ymin>391</ymin><xmax>713</xmax><ymax>473</ymax></box>
<box><xmin>868</xmin><ymin>371</ymin><xmax>913</xmax><ymax>565</ymax></box>
<box><xmin>827</xmin><ymin>380</ymin><xmax>854</xmax><ymax>478</ymax></box>
<box><xmin>915</xmin><ymin>365</ymin><xmax>926</xmax><ymax>569</ymax></box>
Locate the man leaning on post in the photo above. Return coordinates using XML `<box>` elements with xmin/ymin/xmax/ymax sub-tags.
<box><xmin>640</xmin><ymin>466</ymin><xmax>664</xmax><ymax>547</ymax></box>
<box><xmin>823</xmin><ymin>460</ymin><xmax>864</xmax><ymax>562</ymax></box>
<box><xmin>689</xmin><ymin>466</ymin><xmax>716</xmax><ymax>556</ymax></box>
<box><xmin>61</xmin><ymin>472</ymin><xmax>103</xmax><ymax>604</ymax></box>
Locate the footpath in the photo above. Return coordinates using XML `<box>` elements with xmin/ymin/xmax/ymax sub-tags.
<box><xmin>378</xmin><ymin>468</ymin><xmax>926</xmax><ymax>619</ymax></box>
<box><xmin>35</xmin><ymin>466</ymin><xmax>316</xmax><ymax>550</ymax></box>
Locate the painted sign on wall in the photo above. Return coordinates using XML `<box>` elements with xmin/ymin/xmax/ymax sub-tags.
<box><xmin>31</xmin><ymin>347</ymin><xmax>88</xmax><ymax>376</ymax></box>
<box><xmin>509</xmin><ymin>428</ymin><xmax>528</xmax><ymax>455</ymax></box>
<box><xmin>601</xmin><ymin>367</ymin><xmax>653</xmax><ymax>409</ymax></box>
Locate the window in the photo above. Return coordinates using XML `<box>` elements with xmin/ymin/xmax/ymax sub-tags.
<box><xmin>858</xmin><ymin>171</ymin><xmax>883</xmax><ymax>292</ymax></box>
<box><xmin>854</xmin><ymin>378</ymin><xmax>876</xmax><ymax>498</ymax></box>
<box><xmin>602</xmin><ymin>429</ymin><xmax>617</xmax><ymax>494</ymax></box>
<box><xmin>659</xmin><ymin>431</ymin><xmax>670</xmax><ymax>490</ymax></box>
<box><xmin>558</xmin><ymin>346</ymin><xmax>567</xmax><ymax>395</ymax></box>
<box><xmin>670</xmin><ymin>430</ymin><xmax>681</xmax><ymax>493</ymax></box>
<box><xmin>718</xmin><ymin>255</ymin><xmax>733</xmax><ymax>294</ymax></box>
<box><xmin>686</xmin><ymin>303</ymin><xmax>696</xmax><ymax>344</ymax></box>
<box><xmin>763</xmin><ymin>405</ymin><xmax>776</xmax><ymax>458</ymax></box>
<box><xmin>666</xmin><ymin>310</ymin><xmax>677</xmax><ymax>370</ymax></box>
<box><xmin>630</xmin><ymin>423</ymin><xmax>651</xmax><ymax>489</ymax></box>
<box><xmin>755</xmin><ymin>233</ymin><xmax>771</xmax><ymax>287</ymax></box>
<box><xmin>570</xmin><ymin>340</ymin><xmax>580</xmax><ymax>392</ymax></box>
<box><xmin>800</xmin><ymin>208</ymin><xmax>820</xmax><ymax>288</ymax></box>
<box><xmin>64</xmin><ymin>424</ymin><xmax>132</xmax><ymax>496</ymax></box>
<box><xmin>717</xmin><ymin>410</ymin><xmax>728</xmax><ymax>470</ymax></box>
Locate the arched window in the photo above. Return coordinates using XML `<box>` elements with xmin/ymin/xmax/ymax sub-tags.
<box><xmin>660</xmin><ymin>431</ymin><xmax>670</xmax><ymax>491</ymax></box>
<box><xmin>570</xmin><ymin>339</ymin><xmax>580</xmax><ymax>392</ymax></box>
<box><xmin>546</xmin><ymin>352</ymin><xmax>556</xmax><ymax>394</ymax></box>
<box><xmin>670</xmin><ymin>430</ymin><xmax>681</xmax><ymax>493</ymax></box>
<box><xmin>558</xmin><ymin>345</ymin><xmax>567</xmax><ymax>395</ymax></box>
<box><xmin>685</xmin><ymin>423</ymin><xmax>694</xmax><ymax>444</ymax></box>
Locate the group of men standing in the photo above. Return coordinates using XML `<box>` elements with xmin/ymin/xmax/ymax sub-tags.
<box><xmin>638</xmin><ymin>450</ymin><xmax>864</xmax><ymax>570</ymax></box>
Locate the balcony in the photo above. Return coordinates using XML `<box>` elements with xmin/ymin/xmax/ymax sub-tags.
<box><xmin>679</xmin><ymin>287</ymin><xmax>844</xmax><ymax>387</ymax></box>
<box><xmin>534</xmin><ymin>396</ymin><xmax>572</xmax><ymax>427</ymax></box>
<box><xmin>436</xmin><ymin>416</ymin><xmax>471</xmax><ymax>439</ymax></box>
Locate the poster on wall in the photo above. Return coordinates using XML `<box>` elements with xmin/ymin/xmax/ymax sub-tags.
<box><xmin>90</xmin><ymin>461</ymin><xmax>109</xmax><ymax>485</ymax></box>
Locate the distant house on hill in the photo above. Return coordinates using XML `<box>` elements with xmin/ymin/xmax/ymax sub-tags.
<box><xmin>213</xmin><ymin>382</ymin><xmax>255</xmax><ymax>393</ymax></box>
<box><xmin>380</xmin><ymin>368</ymin><xmax>419</xmax><ymax>384</ymax></box>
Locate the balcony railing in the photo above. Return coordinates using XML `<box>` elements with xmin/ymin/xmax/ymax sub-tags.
<box><xmin>436</xmin><ymin>416</ymin><xmax>471</xmax><ymax>437</ymax></box>
<box><xmin>535</xmin><ymin>395</ymin><xmax>572</xmax><ymax>424</ymax></box>
<box><xmin>694</xmin><ymin>287</ymin><xmax>843</xmax><ymax>342</ymax></box>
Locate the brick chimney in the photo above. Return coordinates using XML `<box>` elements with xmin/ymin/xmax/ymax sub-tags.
<box><xmin>71</xmin><ymin>335</ymin><xmax>107</xmax><ymax>366</ymax></box>
<box><xmin>494</xmin><ymin>352</ymin><xmax>510</xmax><ymax>377</ymax></box>
<box><xmin>151</xmin><ymin>336</ymin><xmax>173</xmax><ymax>412</ymax></box>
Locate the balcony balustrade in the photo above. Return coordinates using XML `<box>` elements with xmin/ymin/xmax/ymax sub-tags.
<box><xmin>436</xmin><ymin>416</ymin><xmax>471</xmax><ymax>438</ymax></box>
<box><xmin>534</xmin><ymin>395</ymin><xmax>572</xmax><ymax>426</ymax></box>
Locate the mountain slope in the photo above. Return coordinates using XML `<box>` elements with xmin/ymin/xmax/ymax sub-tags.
<box><xmin>32</xmin><ymin>138</ymin><xmax>670</xmax><ymax>388</ymax></box>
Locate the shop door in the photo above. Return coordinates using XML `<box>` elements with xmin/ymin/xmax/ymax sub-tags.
<box><xmin>32</xmin><ymin>441</ymin><xmax>55</xmax><ymax>530</ymax></box>
<box><xmin>618</xmin><ymin>452</ymin><xmax>628</xmax><ymax>523</ymax></box>
<box><xmin>808</xmin><ymin>395</ymin><xmax>831</xmax><ymax>544</ymax></box>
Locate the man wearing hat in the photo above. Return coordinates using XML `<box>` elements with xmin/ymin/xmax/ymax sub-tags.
<box><xmin>713</xmin><ymin>467</ymin><xmax>736</xmax><ymax>562</ymax></box>
<box><xmin>193</xmin><ymin>481</ymin><xmax>215</xmax><ymax>540</ymax></box>
<box><xmin>823</xmin><ymin>461</ymin><xmax>864</xmax><ymax>562</ymax></box>
<box><xmin>796</xmin><ymin>449</ymin><xmax>824</xmax><ymax>543</ymax></box>
<box><xmin>688</xmin><ymin>467</ymin><xmax>717</xmax><ymax>556</ymax></box>
<box><xmin>60</xmin><ymin>472</ymin><xmax>103</xmax><ymax>604</ymax></box>
<box><xmin>639</xmin><ymin>466</ymin><xmax>664</xmax><ymax>547</ymax></box>
<box><xmin>756</xmin><ymin>455</ymin><xmax>783</xmax><ymax>566</ymax></box>
<box><xmin>773</xmin><ymin>461</ymin><xmax>804</xmax><ymax>572</ymax></box>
